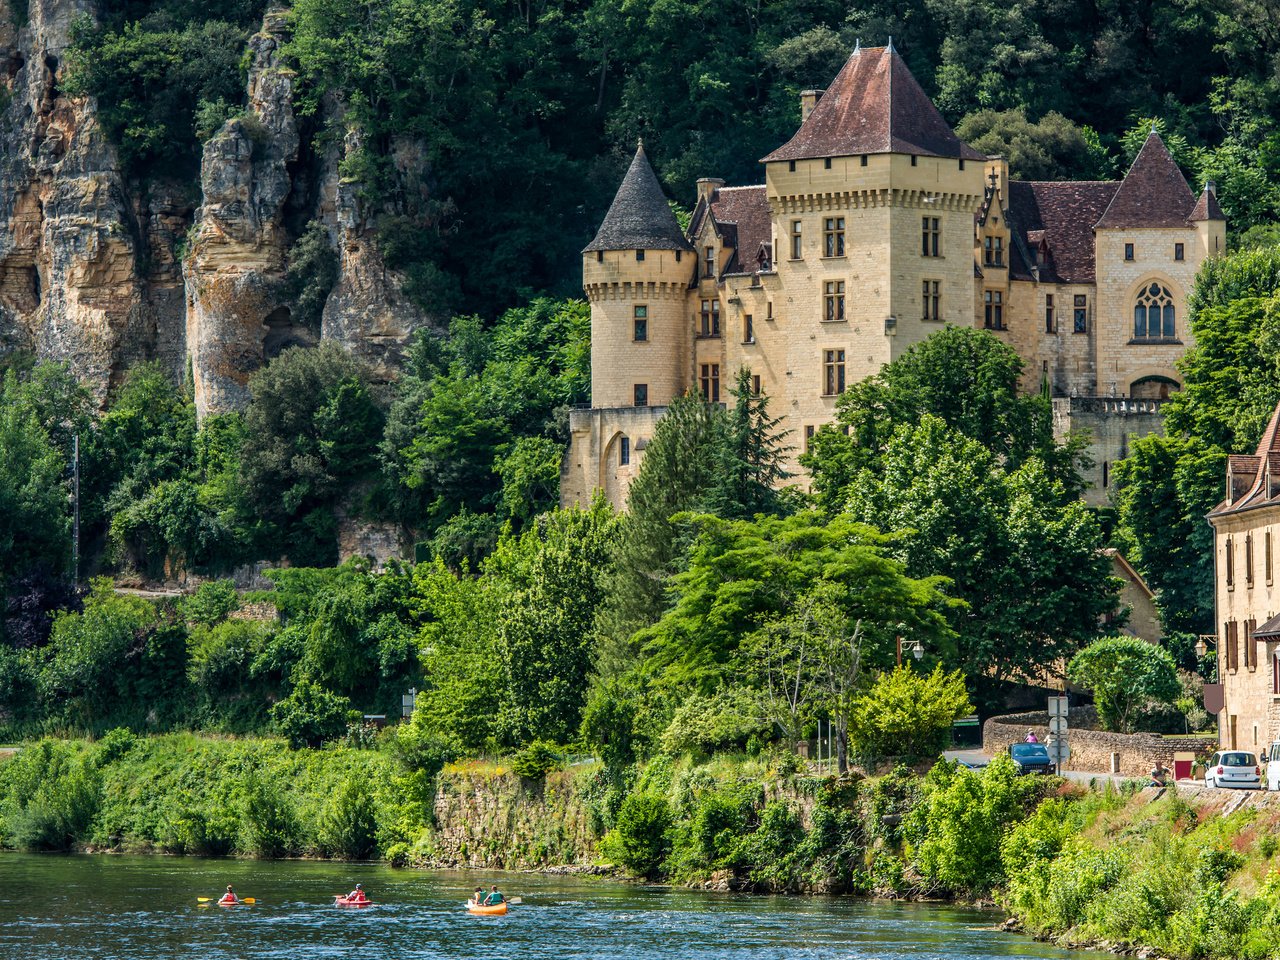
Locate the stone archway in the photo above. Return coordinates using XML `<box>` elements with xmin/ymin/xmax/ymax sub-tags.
<box><xmin>1130</xmin><ymin>375</ymin><xmax>1180</xmax><ymax>400</ymax></box>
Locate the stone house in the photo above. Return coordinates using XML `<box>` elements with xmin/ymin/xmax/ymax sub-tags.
<box><xmin>1208</xmin><ymin>401</ymin><xmax>1280</xmax><ymax>751</ymax></box>
<box><xmin>561</xmin><ymin>42</ymin><xmax>1226</xmax><ymax>510</ymax></box>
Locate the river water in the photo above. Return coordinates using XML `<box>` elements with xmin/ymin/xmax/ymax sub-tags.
<box><xmin>0</xmin><ymin>853</ymin><xmax>1102</xmax><ymax>960</ymax></box>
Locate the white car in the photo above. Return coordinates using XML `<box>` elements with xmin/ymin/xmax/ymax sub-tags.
<box><xmin>1204</xmin><ymin>750</ymin><xmax>1261</xmax><ymax>790</ymax></box>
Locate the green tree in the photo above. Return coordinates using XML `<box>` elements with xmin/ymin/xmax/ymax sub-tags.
<box><xmin>850</xmin><ymin>664</ymin><xmax>972</xmax><ymax>759</ymax></box>
<box><xmin>705</xmin><ymin>367</ymin><xmax>793</xmax><ymax>520</ymax></box>
<box><xmin>489</xmin><ymin>499</ymin><xmax>619</xmax><ymax>744</ymax></box>
<box><xmin>805</xmin><ymin>326</ymin><xmax>1086</xmax><ymax>508</ymax></box>
<box><xmin>845</xmin><ymin>416</ymin><xmax>1116</xmax><ymax>706</ymax></box>
<box><xmin>240</xmin><ymin>343</ymin><xmax>385</xmax><ymax>565</ymax></box>
<box><xmin>955</xmin><ymin>109</ymin><xmax>1110</xmax><ymax>180</ymax></box>
<box><xmin>1067</xmin><ymin>636</ymin><xmax>1181</xmax><ymax>733</ymax></box>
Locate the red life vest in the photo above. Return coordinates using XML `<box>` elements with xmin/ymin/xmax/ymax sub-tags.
<box><xmin>219</xmin><ymin>894</ymin><xmax>237</xmax><ymax>904</ymax></box>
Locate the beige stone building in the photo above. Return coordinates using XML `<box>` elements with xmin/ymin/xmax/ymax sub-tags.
<box><xmin>1208</xmin><ymin>402</ymin><xmax>1280</xmax><ymax>751</ymax></box>
<box><xmin>561</xmin><ymin>43</ymin><xmax>1226</xmax><ymax>510</ymax></box>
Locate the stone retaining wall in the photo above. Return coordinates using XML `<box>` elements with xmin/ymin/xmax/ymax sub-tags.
<box><xmin>984</xmin><ymin>709</ymin><xmax>1217</xmax><ymax>778</ymax></box>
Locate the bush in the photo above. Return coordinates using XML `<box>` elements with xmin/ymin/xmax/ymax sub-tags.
<box><xmin>512</xmin><ymin>740</ymin><xmax>562</xmax><ymax>780</ymax></box>
<box><xmin>849</xmin><ymin>665</ymin><xmax>972</xmax><ymax>760</ymax></box>
<box><xmin>605</xmin><ymin>792</ymin><xmax>672</xmax><ymax>878</ymax></box>
<box><xmin>658</xmin><ymin>689</ymin><xmax>771</xmax><ymax>758</ymax></box>
<box><xmin>271</xmin><ymin>680</ymin><xmax>356</xmax><ymax>749</ymax></box>
<box><xmin>241</xmin><ymin>773</ymin><xmax>299</xmax><ymax>858</ymax></box>
<box><xmin>321</xmin><ymin>777</ymin><xmax>378</xmax><ymax>860</ymax></box>
<box><xmin>1068</xmin><ymin>635</ymin><xmax>1181</xmax><ymax>733</ymax></box>
<box><xmin>0</xmin><ymin>741</ymin><xmax>101</xmax><ymax>852</ymax></box>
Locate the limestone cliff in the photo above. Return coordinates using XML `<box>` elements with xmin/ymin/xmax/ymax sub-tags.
<box><xmin>0</xmin><ymin>1</ymin><xmax>433</xmax><ymax>414</ymax></box>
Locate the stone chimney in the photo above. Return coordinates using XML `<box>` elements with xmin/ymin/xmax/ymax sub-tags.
<box><xmin>696</xmin><ymin>178</ymin><xmax>724</xmax><ymax>204</ymax></box>
<box><xmin>800</xmin><ymin>89</ymin><xmax>825</xmax><ymax>121</ymax></box>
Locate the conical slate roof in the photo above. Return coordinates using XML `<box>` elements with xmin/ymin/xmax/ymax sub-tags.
<box><xmin>762</xmin><ymin>45</ymin><xmax>984</xmax><ymax>163</ymax></box>
<box><xmin>1095</xmin><ymin>131</ymin><xmax>1196</xmax><ymax>229</ymax></box>
<box><xmin>584</xmin><ymin>143</ymin><xmax>692</xmax><ymax>253</ymax></box>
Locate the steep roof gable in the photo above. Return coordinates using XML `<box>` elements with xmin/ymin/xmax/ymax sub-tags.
<box><xmin>585</xmin><ymin>142</ymin><xmax>692</xmax><ymax>253</ymax></box>
<box><xmin>1006</xmin><ymin>180</ymin><xmax>1119</xmax><ymax>284</ymax></box>
<box><xmin>1189</xmin><ymin>183</ymin><xmax>1225</xmax><ymax>222</ymax></box>
<box><xmin>761</xmin><ymin>44</ymin><xmax>984</xmax><ymax>163</ymax></box>
<box><xmin>1095</xmin><ymin>131</ymin><xmax>1196</xmax><ymax>229</ymax></box>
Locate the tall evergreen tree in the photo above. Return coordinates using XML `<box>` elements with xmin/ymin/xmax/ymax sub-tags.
<box><xmin>706</xmin><ymin>368</ymin><xmax>793</xmax><ymax>520</ymax></box>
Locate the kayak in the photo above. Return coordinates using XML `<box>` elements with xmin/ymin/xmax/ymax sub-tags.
<box><xmin>335</xmin><ymin>896</ymin><xmax>374</xmax><ymax>907</ymax></box>
<box><xmin>466</xmin><ymin>901</ymin><xmax>509</xmax><ymax>916</ymax></box>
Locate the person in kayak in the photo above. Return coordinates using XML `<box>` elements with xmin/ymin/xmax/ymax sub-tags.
<box><xmin>484</xmin><ymin>884</ymin><xmax>505</xmax><ymax>906</ymax></box>
<box><xmin>344</xmin><ymin>883</ymin><xmax>367</xmax><ymax>903</ymax></box>
<box><xmin>469</xmin><ymin>886</ymin><xmax>484</xmax><ymax>906</ymax></box>
<box><xmin>219</xmin><ymin>885</ymin><xmax>239</xmax><ymax>905</ymax></box>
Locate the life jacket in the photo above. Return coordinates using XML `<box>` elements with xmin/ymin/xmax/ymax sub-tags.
<box><xmin>219</xmin><ymin>894</ymin><xmax>237</xmax><ymax>904</ymax></box>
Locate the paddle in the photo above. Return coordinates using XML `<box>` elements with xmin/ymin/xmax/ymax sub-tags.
<box><xmin>197</xmin><ymin>897</ymin><xmax>256</xmax><ymax>904</ymax></box>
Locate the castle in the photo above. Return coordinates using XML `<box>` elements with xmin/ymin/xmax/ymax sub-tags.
<box><xmin>560</xmin><ymin>43</ymin><xmax>1226</xmax><ymax>509</ymax></box>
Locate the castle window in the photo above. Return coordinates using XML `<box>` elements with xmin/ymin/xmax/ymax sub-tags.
<box><xmin>911</xmin><ymin>155</ymin><xmax>918</xmax><ymax>166</ymax></box>
<box><xmin>1274</xmin><ymin>649</ymin><xmax>1280</xmax><ymax>695</ymax></box>
<box><xmin>1227</xmin><ymin>536</ymin><xmax>1235</xmax><ymax>587</ymax></box>
<box><xmin>619</xmin><ymin>436</ymin><xmax>630</xmax><ymax>466</ymax></box>
<box><xmin>804</xmin><ymin>424</ymin><xmax>815</xmax><ymax>453</ymax></box>
<box><xmin>959</xmin><ymin>158</ymin><xmax>966</xmax><ymax>170</ymax></box>
<box><xmin>824</xmin><ymin>157</ymin><xmax>832</xmax><ymax>169</ymax></box>
<box><xmin>766</xmin><ymin>301</ymin><xmax>773</xmax><ymax>320</ymax></box>
<box><xmin>596</xmin><ymin>251</ymin><xmax>603</xmax><ymax>263</ymax></box>
<box><xmin>744</xmin><ymin>314</ymin><xmax>754</xmax><ymax>343</ymax></box>
<box><xmin>823</xmin><ymin>217</ymin><xmax>845</xmax><ymax>257</ymax></box>
<box><xmin>704</xmin><ymin>246</ymin><xmax>715</xmax><ymax>279</ymax></box>
<box><xmin>698</xmin><ymin>299</ymin><xmax>720</xmax><ymax>337</ymax></box>
<box><xmin>788</xmin><ymin>160</ymin><xmax>796</xmax><ymax>172</ymax></box>
<box><xmin>1133</xmin><ymin>282</ymin><xmax>1175</xmax><ymax>340</ymax></box>
<box><xmin>790</xmin><ymin>220</ymin><xmax>802</xmax><ymax>260</ymax></box>
<box><xmin>633</xmin><ymin>384</ymin><xmax>648</xmax><ymax>407</ymax></box>
<box><xmin>636</xmin><ymin>249</ymin><xmax>646</xmax><ymax>262</ymax></box>
<box><xmin>1247</xmin><ymin>532</ymin><xmax>1255</xmax><ymax>585</ymax></box>
<box><xmin>922</xmin><ymin>280</ymin><xmax>940</xmax><ymax>321</ymax></box>
<box><xmin>823</xmin><ymin>281</ymin><xmax>845</xmax><ymax>322</ymax></box>
<box><xmin>1268</xmin><ymin>531</ymin><xmax>1273</xmax><ymax>583</ymax></box>
<box><xmin>1124</xmin><ymin>242</ymin><xmax>1134</xmax><ymax>261</ymax></box>
<box><xmin>823</xmin><ymin>349</ymin><xmax>846</xmax><ymax>396</ymax></box>
<box><xmin>983</xmin><ymin>290</ymin><xmax>1004</xmax><ymax>330</ymax></box>
<box><xmin>1102</xmin><ymin>460</ymin><xmax>1109</xmax><ymax>488</ymax></box>
<box><xmin>860</xmin><ymin>154</ymin><xmax>868</xmax><ymax>166</ymax></box>
<box><xmin>1073</xmin><ymin>294</ymin><xmax>1087</xmax><ymax>334</ymax></box>
<box><xmin>1175</xmin><ymin>242</ymin><xmax>1185</xmax><ymax>261</ymax></box>
<box><xmin>1045</xmin><ymin>294</ymin><xmax>1055</xmax><ymax>333</ymax></box>
<box><xmin>1227</xmin><ymin>620</ymin><xmax>1238</xmax><ymax>671</ymax></box>
<box><xmin>675</xmin><ymin>249</ymin><xmax>682</xmax><ymax>262</ymax></box>
<box><xmin>983</xmin><ymin>235</ymin><xmax>1004</xmax><ymax>267</ymax></box>
<box><xmin>633</xmin><ymin>305</ymin><xmax>648</xmax><ymax>342</ymax></box>
<box><xmin>700</xmin><ymin>363</ymin><xmax>720</xmax><ymax>402</ymax></box>
<box><xmin>922</xmin><ymin>217</ymin><xmax>940</xmax><ymax>257</ymax></box>
<box><xmin>751</xmin><ymin>374</ymin><xmax>761</xmax><ymax>396</ymax></box>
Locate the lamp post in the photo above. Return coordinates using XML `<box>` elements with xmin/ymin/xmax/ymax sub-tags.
<box><xmin>895</xmin><ymin>637</ymin><xmax>924</xmax><ymax>666</ymax></box>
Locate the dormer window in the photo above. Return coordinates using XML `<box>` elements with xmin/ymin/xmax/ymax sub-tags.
<box><xmin>704</xmin><ymin>246</ymin><xmax>715</xmax><ymax>278</ymax></box>
<box><xmin>983</xmin><ymin>235</ymin><xmax>1004</xmax><ymax>267</ymax></box>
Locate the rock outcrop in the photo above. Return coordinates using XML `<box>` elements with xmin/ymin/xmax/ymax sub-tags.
<box><xmin>0</xmin><ymin>2</ymin><xmax>436</xmax><ymax>413</ymax></box>
<box><xmin>185</xmin><ymin>8</ymin><xmax>302</xmax><ymax>416</ymax></box>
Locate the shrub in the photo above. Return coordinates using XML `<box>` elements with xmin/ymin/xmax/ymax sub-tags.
<box><xmin>321</xmin><ymin>777</ymin><xmax>378</xmax><ymax>860</ymax></box>
<box><xmin>658</xmin><ymin>689</ymin><xmax>770</xmax><ymax>757</ymax></box>
<box><xmin>605</xmin><ymin>792</ymin><xmax>672</xmax><ymax>878</ymax></box>
<box><xmin>512</xmin><ymin>740</ymin><xmax>562</xmax><ymax>780</ymax></box>
<box><xmin>849</xmin><ymin>665</ymin><xmax>973</xmax><ymax>759</ymax></box>
<box><xmin>241</xmin><ymin>773</ymin><xmax>299</xmax><ymax>858</ymax></box>
<box><xmin>271</xmin><ymin>680</ymin><xmax>356</xmax><ymax>749</ymax></box>
<box><xmin>1068</xmin><ymin>635</ymin><xmax>1181</xmax><ymax>733</ymax></box>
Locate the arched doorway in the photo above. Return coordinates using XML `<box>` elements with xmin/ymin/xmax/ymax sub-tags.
<box><xmin>1130</xmin><ymin>375</ymin><xmax>1180</xmax><ymax>400</ymax></box>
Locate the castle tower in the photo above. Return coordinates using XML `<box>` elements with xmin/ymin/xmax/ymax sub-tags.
<box><xmin>758</xmin><ymin>44</ymin><xmax>986</xmax><ymax>462</ymax></box>
<box><xmin>1190</xmin><ymin>180</ymin><xmax>1227</xmax><ymax>261</ymax></box>
<box><xmin>562</xmin><ymin>144</ymin><xmax>694</xmax><ymax>508</ymax></box>
<box><xmin>583</xmin><ymin>142</ymin><xmax>693</xmax><ymax>410</ymax></box>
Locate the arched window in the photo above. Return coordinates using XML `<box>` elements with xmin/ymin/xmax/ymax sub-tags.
<box><xmin>1133</xmin><ymin>282</ymin><xmax>1176</xmax><ymax>340</ymax></box>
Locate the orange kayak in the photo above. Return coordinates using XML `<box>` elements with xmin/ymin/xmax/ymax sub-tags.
<box><xmin>466</xmin><ymin>901</ymin><xmax>508</xmax><ymax>916</ymax></box>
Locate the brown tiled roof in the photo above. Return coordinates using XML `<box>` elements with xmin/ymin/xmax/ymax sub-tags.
<box><xmin>1211</xmin><ymin>401</ymin><xmax>1280</xmax><ymax>516</ymax></box>
<box><xmin>585</xmin><ymin>142</ymin><xmax>693</xmax><ymax>253</ymax></box>
<box><xmin>709</xmin><ymin>185</ymin><xmax>770</xmax><ymax>276</ymax></box>
<box><xmin>1189</xmin><ymin>184</ymin><xmax>1225</xmax><ymax>222</ymax></box>
<box><xmin>1095</xmin><ymin>131</ymin><xmax>1196</xmax><ymax>229</ymax></box>
<box><xmin>762</xmin><ymin>45</ymin><xmax>984</xmax><ymax>163</ymax></box>
<box><xmin>1005</xmin><ymin>180</ymin><xmax>1118</xmax><ymax>283</ymax></box>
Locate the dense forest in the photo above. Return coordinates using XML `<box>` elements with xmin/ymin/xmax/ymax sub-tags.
<box><xmin>63</xmin><ymin>0</ymin><xmax>1280</xmax><ymax>323</ymax></box>
<box><xmin>3</xmin><ymin>0</ymin><xmax>1280</xmax><ymax>817</ymax></box>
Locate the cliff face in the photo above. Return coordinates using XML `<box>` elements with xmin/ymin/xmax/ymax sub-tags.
<box><xmin>0</xmin><ymin>1</ymin><xmax>433</xmax><ymax>414</ymax></box>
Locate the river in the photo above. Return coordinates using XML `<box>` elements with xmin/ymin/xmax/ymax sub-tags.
<box><xmin>0</xmin><ymin>853</ymin><xmax>1103</xmax><ymax>960</ymax></box>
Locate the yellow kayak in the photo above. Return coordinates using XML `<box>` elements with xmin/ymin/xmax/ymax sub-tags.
<box><xmin>466</xmin><ymin>901</ymin><xmax>508</xmax><ymax>916</ymax></box>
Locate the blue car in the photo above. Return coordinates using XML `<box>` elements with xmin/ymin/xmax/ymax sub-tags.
<box><xmin>1008</xmin><ymin>742</ymin><xmax>1056</xmax><ymax>775</ymax></box>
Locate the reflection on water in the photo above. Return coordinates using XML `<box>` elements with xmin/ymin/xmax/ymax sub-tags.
<box><xmin>0</xmin><ymin>853</ymin><xmax>1102</xmax><ymax>960</ymax></box>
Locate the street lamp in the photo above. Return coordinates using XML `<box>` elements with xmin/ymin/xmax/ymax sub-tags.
<box><xmin>1195</xmin><ymin>635</ymin><xmax>1216</xmax><ymax>659</ymax></box>
<box><xmin>896</xmin><ymin>637</ymin><xmax>924</xmax><ymax>666</ymax></box>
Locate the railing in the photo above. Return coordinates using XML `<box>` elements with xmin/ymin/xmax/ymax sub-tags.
<box><xmin>1059</xmin><ymin>396</ymin><xmax>1170</xmax><ymax>415</ymax></box>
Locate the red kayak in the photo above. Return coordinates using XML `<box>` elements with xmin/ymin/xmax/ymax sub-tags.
<box><xmin>335</xmin><ymin>895</ymin><xmax>374</xmax><ymax>907</ymax></box>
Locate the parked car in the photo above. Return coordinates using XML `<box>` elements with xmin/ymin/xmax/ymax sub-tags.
<box><xmin>1265</xmin><ymin>742</ymin><xmax>1280</xmax><ymax>791</ymax></box>
<box><xmin>1008</xmin><ymin>742</ymin><xmax>1055</xmax><ymax>775</ymax></box>
<box><xmin>1204</xmin><ymin>750</ymin><xmax>1261</xmax><ymax>790</ymax></box>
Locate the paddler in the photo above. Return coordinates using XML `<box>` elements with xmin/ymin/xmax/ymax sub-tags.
<box><xmin>219</xmin><ymin>884</ymin><xmax>239</xmax><ymax>905</ymax></box>
<box><xmin>484</xmin><ymin>884</ymin><xmax>505</xmax><ymax>906</ymax></box>
<box><xmin>343</xmin><ymin>883</ymin><xmax>367</xmax><ymax>903</ymax></box>
<box><xmin>470</xmin><ymin>886</ymin><xmax>484</xmax><ymax>906</ymax></box>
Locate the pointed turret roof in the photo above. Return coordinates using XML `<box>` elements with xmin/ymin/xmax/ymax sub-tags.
<box><xmin>1094</xmin><ymin>130</ymin><xmax>1196</xmax><ymax>229</ymax></box>
<box><xmin>761</xmin><ymin>45</ymin><xmax>984</xmax><ymax>163</ymax></box>
<box><xmin>1189</xmin><ymin>182</ymin><xmax>1225</xmax><ymax>222</ymax></box>
<box><xmin>584</xmin><ymin>143</ymin><xmax>692</xmax><ymax>253</ymax></box>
